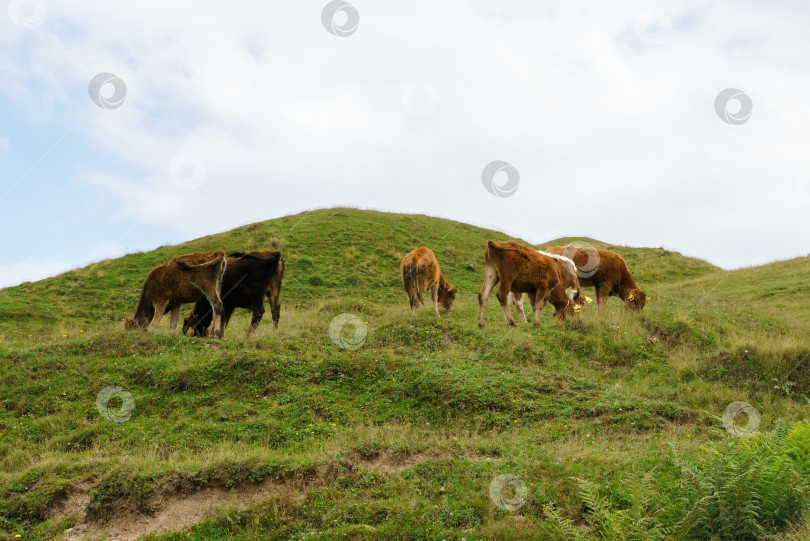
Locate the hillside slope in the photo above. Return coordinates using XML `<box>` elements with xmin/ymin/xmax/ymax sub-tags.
<box><xmin>1</xmin><ymin>208</ymin><xmax>809</xmax><ymax>541</ymax></box>
<box><xmin>0</xmin><ymin>208</ymin><xmax>721</xmax><ymax>332</ymax></box>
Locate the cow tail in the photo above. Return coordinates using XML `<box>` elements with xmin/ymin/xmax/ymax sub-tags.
<box><xmin>404</xmin><ymin>260</ymin><xmax>422</xmax><ymax>305</ymax></box>
<box><xmin>412</xmin><ymin>262</ymin><xmax>425</xmax><ymax>305</ymax></box>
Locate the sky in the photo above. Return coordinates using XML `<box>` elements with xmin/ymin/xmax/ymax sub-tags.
<box><xmin>1</xmin><ymin>0</ymin><xmax>809</xmax><ymax>288</ymax></box>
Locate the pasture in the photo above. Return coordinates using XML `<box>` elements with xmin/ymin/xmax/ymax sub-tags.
<box><xmin>1</xmin><ymin>208</ymin><xmax>809</xmax><ymax>540</ymax></box>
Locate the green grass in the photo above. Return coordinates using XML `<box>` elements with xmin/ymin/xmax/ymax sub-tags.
<box><xmin>1</xmin><ymin>207</ymin><xmax>809</xmax><ymax>540</ymax></box>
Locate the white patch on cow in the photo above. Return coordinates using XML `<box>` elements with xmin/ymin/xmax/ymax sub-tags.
<box><xmin>537</xmin><ymin>250</ymin><xmax>578</xmax><ymax>277</ymax></box>
<box><xmin>565</xmin><ymin>286</ymin><xmax>577</xmax><ymax>301</ymax></box>
<box><xmin>537</xmin><ymin>250</ymin><xmax>576</xmax><ymax>267</ymax></box>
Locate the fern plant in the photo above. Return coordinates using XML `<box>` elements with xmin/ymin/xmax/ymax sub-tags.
<box><xmin>671</xmin><ymin>424</ymin><xmax>807</xmax><ymax>541</ymax></box>
<box><xmin>543</xmin><ymin>474</ymin><xmax>670</xmax><ymax>541</ymax></box>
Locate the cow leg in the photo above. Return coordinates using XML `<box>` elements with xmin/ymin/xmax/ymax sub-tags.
<box><xmin>266</xmin><ymin>291</ymin><xmax>281</xmax><ymax>329</ymax></box>
<box><xmin>477</xmin><ymin>263</ymin><xmax>499</xmax><ymax>328</ymax></box>
<box><xmin>528</xmin><ymin>294</ymin><xmax>538</xmax><ymax>323</ymax></box>
<box><xmin>496</xmin><ymin>283</ymin><xmax>517</xmax><ymax>327</ymax></box>
<box><xmin>512</xmin><ymin>292</ymin><xmax>528</xmax><ymax>323</ymax></box>
<box><xmin>218</xmin><ymin>306</ymin><xmax>236</xmax><ymax>336</ymax></box>
<box><xmin>595</xmin><ymin>285</ymin><xmax>609</xmax><ymax>314</ymax></box>
<box><xmin>409</xmin><ymin>294</ymin><xmax>419</xmax><ymax>317</ymax></box>
<box><xmin>206</xmin><ymin>292</ymin><xmax>226</xmax><ymax>338</ymax></box>
<box><xmin>148</xmin><ymin>299</ymin><xmax>169</xmax><ymax>332</ymax></box>
<box><xmin>533</xmin><ymin>290</ymin><xmax>547</xmax><ymax>327</ymax></box>
<box><xmin>247</xmin><ymin>297</ymin><xmax>265</xmax><ymax>337</ymax></box>
<box><xmin>168</xmin><ymin>306</ymin><xmax>181</xmax><ymax>335</ymax></box>
<box><xmin>431</xmin><ymin>282</ymin><xmax>441</xmax><ymax>318</ymax></box>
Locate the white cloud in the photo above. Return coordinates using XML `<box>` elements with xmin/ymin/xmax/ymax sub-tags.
<box><xmin>1</xmin><ymin>1</ymin><xmax>810</xmax><ymax>269</ymax></box>
<box><xmin>0</xmin><ymin>259</ymin><xmax>72</xmax><ymax>289</ymax></box>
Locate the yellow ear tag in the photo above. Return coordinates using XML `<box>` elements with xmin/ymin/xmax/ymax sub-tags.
<box><xmin>628</xmin><ymin>293</ymin><xmax>635</xmax><ymax>301</ymax></box>
<box><xmin>573</xmin><ymin>305</ymin><xmax>582</xmax><ymax>313</ymax></box>
<box><xmin>584</xmin><ymin>296</ymin><xmax>593</xmax><ymax>304</ymax></box>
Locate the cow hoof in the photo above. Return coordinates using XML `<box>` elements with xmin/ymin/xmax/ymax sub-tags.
<box><xmin>478</xmin><ymin>322</ymin><xmax>485</xmax><ymax>328</ymax></box>
<box><xmin>508</xmin><ymin>321</ymin><xmax>517</xmax><ymax>327</ymax></box>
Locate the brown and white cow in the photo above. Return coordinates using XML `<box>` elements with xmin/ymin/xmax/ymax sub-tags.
<box><xmin>401</xmin><ymin>246</ymin><xmax>458</xmax><ymax>317</ymax></box>
<box><xmin>124</xmin><ymin>251</ymin><xmax>227</xmax><ymax>337</ymax></box>
<box><xmin>546</xmin><ymin>245</ymin><xmax>647</xmax><ymax>313</ymax></box>
<box><xmin>478</xmin><ymin>240</ymin><xmax>580</xmax><ymax>328</ymax></box>
<box><xmin>508</xmin><ymin>249</ymin><xmax>586</xmax><ymax>323</ymax></box>
<box><xmin>182</xmin><ymin>250</ymin><xmax>285</xmax><ymax>337</ymax></box>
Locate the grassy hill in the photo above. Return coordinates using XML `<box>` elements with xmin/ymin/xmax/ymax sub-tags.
<box><xmin>1</xmin><ymin>208</ymin><xmax>809</xmax><ymax>540</ymax></box>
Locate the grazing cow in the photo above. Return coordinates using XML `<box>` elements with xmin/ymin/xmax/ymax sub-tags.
<box><xmin>546</xmin><ymin>245</ymin><xmax>647</xmax><ymax>313</ymax></box>
<box><xmin>182</xmin><ymin>251</ymin><xmax>285</xmax><ymax>337</ymax></box>
<box><xmin>508</xmin><ymin>250</ymin><xmax>586</xmax><ymax>323</ymax></box>
<box><xmin>401</xmin><ymin>246</ymin><xmax>458</xmax><ymax>317</ymax></box>
<box><xmin>478</xmin><ymin>240</ymin><xmax>580</xmax><ymax>328</ymax></box>
<box><xmin>124</xmin><ymin>251</ymin><xmax>226</xmax><ymax>337</ymax></box>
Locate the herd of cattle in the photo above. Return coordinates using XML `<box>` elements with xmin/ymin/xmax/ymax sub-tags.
<box><xmin>124</xmin><ymin>241</ymin><xmax>646</xmax><ymax>338</ymax></box>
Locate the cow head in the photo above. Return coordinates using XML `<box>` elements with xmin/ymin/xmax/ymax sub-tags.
<box><xmin>566</xmin><ymin>287</ymin><xmax>587</xmax><ymax>314</ymax></box>
<box><xmin>438</xmin><ymin>281</ymin><xmax>458</xmax><ymax>312</ymax></box>
<box><xmin>182</xmin><ymin>313</ymin><xmax>206</xmax><ymax>337</ymax></box>
<box><xmin>124</xmin><ymin>316</ymin><xmax>149</xmax><ymax>331</ymax></box>
<box><xmin>551</xmin><ymin>286</ymin><xmax>587</xmax><ymax>320</ymax></box>
<box><xmin>624</xmin><ymin>289</ymin><xmax>647</xmax><ymax>313</ymax></box>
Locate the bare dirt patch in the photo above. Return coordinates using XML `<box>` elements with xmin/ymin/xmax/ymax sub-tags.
<box><xmin>55</xmin><ymin>449</ymin><xmax>491</xmax><ymax>540</ymax></box>
<box><xmin>64</xmin><ymin>482</ymin><xmax>278</xmax><ymax>541</ymax></box>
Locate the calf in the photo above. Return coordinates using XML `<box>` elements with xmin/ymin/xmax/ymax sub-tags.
<box><xmin>124</xmin><ymin>251</ymin><xmax>226</xmax><ymax>337</ymax></box>
<box><xmin>478</xmin><ymin>240</ymin><xmax>578</xmax><ymax>328</ymax></box>
<box><xmin>509</xmin><ymin>250</ymin><xmax>586</xmax><ymax>322</ymax></box>
<box><xmin>546</xmin><ymin>245</ymin><xmax>647</xmax><ymax>313</ymax></box>
<box><xmin>182</xmin><ymin>251</ymin><xmax>284</xmax><ymax>337</ymax></box>
<box><xmin>401</xmin><ymin>246</ymin><xmax>458</xmax><ymax>317</ymax></box>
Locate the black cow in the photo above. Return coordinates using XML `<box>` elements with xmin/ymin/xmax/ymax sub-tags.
<box><xmin>182</xmin><ymin>251</ymin><xmax>285</xmax><ymax>337</ymax></box>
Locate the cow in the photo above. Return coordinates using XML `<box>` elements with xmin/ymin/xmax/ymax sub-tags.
<box><xmin>182</xmin><ymin>251</ymin><xmax>285</xmax><ymax>337</ymax></box>
<box><xmin>124</xmin><ymin>251</ymin><xmax>227</xmax><ymax>337</ymax></box>
<box><xmin>478</xmin><ymin>240</ymin><xmax>580</xmax><ymax>328</ymax></box>
<box><xmin>546</xmin><ymin>245</ymin><xmax>647</xmax><ymax>313</ymax></box>
<box><xmin>401</xmin><ymin>246</ymin><xmax>458</xmax><ymax>317</ymax></box>
<box><xmin>508</xmin><ymin>249</ymin><xmax>587</xmax><ymax>323</ymax></box>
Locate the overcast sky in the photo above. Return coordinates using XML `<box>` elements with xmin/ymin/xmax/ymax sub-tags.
<box><xmin>1</xmin><ymin>0</ymin><xmax>809</xmax><ymax>288</ymax></box>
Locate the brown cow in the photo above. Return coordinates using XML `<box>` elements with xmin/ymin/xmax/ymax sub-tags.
<box><xmin>508</xmin><ymin>249</ymin><xmax>586</xmax><ymax>322</ymax></box>
<box><xmin>401</xmin><ymin>246</ymin><xmax>457</xmax><ymax>317</ymax></box>
<box><xmin>546</xmin><ymin>245</ymin><xmax>647</xmax><ymax>313</ymax></box>
<box><xmin>478</xmin><ymin>240</ymin><xmax>580</xmax><ymax>328</ymax></box>
<box><xmin>124</xmin><ymin>251</ymin><xmax>227</xmax><ymax>337</ymax></box>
